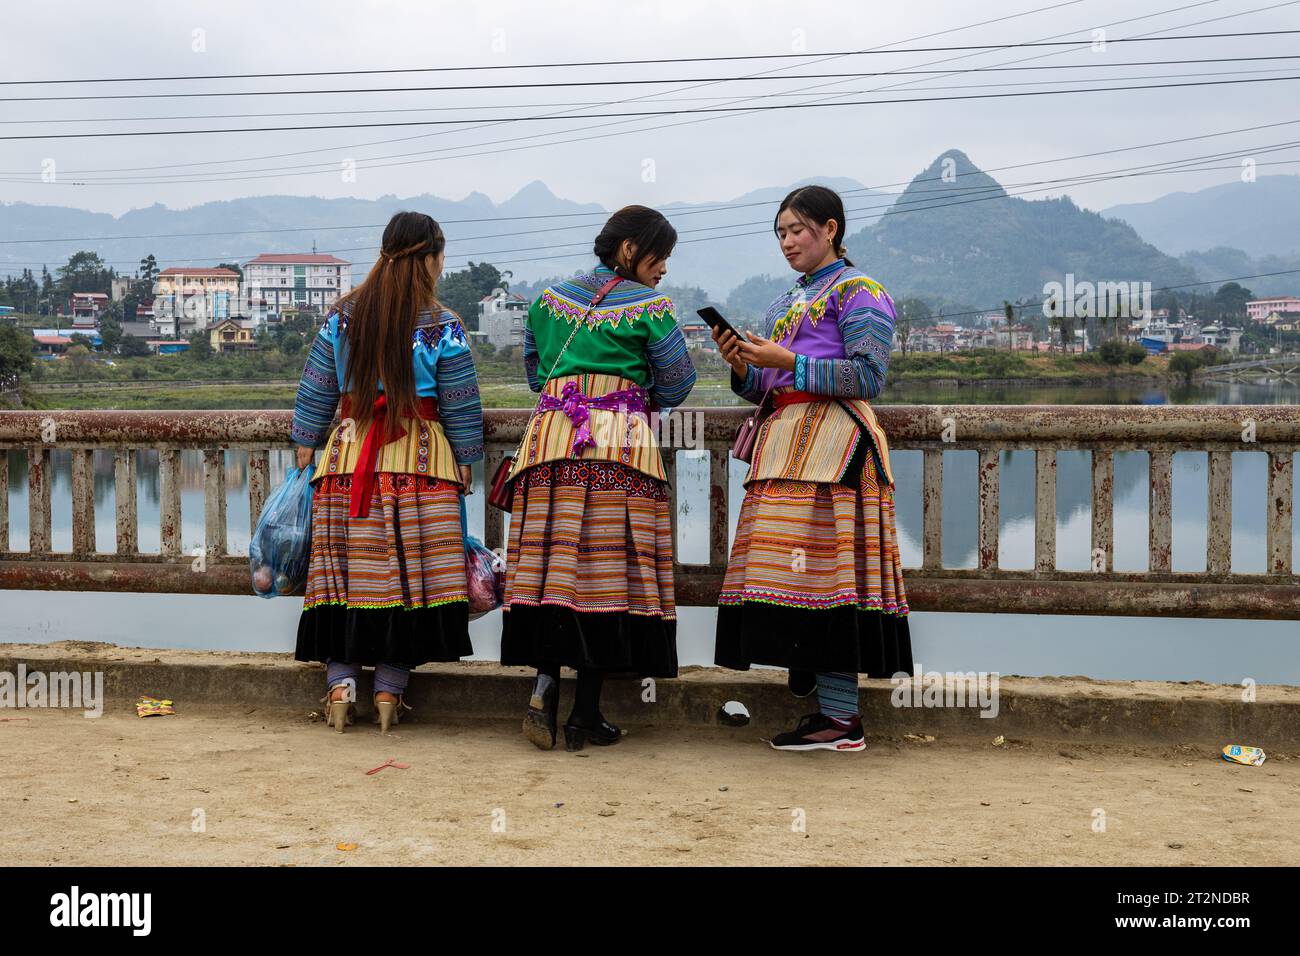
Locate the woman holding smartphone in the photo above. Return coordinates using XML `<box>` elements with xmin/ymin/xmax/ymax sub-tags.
<box><xmin>291</xmin><ymin>211</ymin><xmax>483</xmax><ymax>734</ymax></box>
<box><xmin>712</xmin><ymin>185</ymin><xmax>912</xmax><ymax>753</ymax></box>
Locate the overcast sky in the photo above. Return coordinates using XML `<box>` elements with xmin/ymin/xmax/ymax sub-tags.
<box><xmin>1</xmin><ymin>0</ymin><xmax>1298</xmax><ymax>217</ymax></box>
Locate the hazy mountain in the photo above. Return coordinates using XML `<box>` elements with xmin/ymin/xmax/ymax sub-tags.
<box><xmin>1178</xmin><ymin>245</ymin><xmax>1300</xmax><ymax>297</ymax></box>
<box><xmin>11</xmin><ymin>161</ymin><xmax>1283</xmax><ymax>314</ymax></box>
<box><xmin>0</xmin><ymin>175</ymin><xmax>893</xmax><ymax>299</ymax></box>
<box><xmin>844</xmin><ymin>149</ymin><xmax>1201</xmax><ymax>309</ymax></box>
<box><xmin>1101</xmin><ymin>175</ymin><xmax>1300</xmax><ymax>258</ymax></box>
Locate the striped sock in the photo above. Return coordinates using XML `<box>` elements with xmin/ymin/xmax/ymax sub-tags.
<box><xmin>815</xmin><ymin>671</ymin><xmax>859</xmax><ymax>723</ymax></box>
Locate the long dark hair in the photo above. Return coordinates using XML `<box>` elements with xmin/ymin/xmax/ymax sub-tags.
<box><xmin>336</xmin><ymin>211</ymin><xmax>445</xmax><ymax>438</ymax></box>
<box><xmin>774</xmin><ymin>185</ymin><xmax>854</xmax><ymax>268</ymax></box>
<box><xmin>592</xmin><ymin>205</ymin><xmax>677</xmax><ymax>281</ymax></box>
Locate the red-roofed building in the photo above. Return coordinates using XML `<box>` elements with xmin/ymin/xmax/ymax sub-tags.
<box><xmin>244</xmin><ymin>253</ymin><xmax>351</xmax><ymax>316</ymax></box>
<box><xmin>33</xmin><ymin>334</ymin><xmax>73</xmax><ymax>355</ymax></box>
<box><xmin>70</xmin><ymin>292</ymin><xmax>108</xmax><ymax>327</ymax></box>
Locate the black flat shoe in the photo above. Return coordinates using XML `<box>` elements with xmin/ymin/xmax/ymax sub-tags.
<box><xmin>522</xmin><ymin>673</ymin><xmax>559</xmax><ymax>750</ymax></box>
<box><xmin>563</xmin><ymin>718</ymin><xmax>624</xmax><ymax>751</ymax></box>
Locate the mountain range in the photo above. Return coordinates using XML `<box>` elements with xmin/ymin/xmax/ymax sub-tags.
<box><xmin>2</xmin><ymin>157</ymin><xmax>1297</xmax><ymax>311</ymax></box>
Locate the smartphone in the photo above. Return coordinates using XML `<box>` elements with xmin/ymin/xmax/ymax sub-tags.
<box><xmin>697</xmin><ymin>306</ymin><xmax>742</xmax><ymax>341</ymax></box>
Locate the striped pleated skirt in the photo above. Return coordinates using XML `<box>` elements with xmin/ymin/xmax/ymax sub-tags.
<box><xmin>295</xmin><ymin>472</ymin><xmax>472</xmax><ymax>667</ymax></box>
<box><xmin>499</xmin><ymin>458</ymin><xmax>678</xmax><ymax>677</ymax></box>
<box><xmin>714</xmin><ymin>438</ymin><xmax>913</xmax><ymax>677</ymax></box>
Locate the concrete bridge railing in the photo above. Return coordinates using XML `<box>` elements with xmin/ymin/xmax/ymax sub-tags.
<box><xmin>0</xmin><ymin>406</ymin><xmax>1296</xmax><ymax>620</ymax></box>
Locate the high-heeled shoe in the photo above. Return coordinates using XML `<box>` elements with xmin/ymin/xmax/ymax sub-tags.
<box><xmin>522</xmin><ymin>673</ymin><xmax>560</xmax><ymax>750</ymax></box>
<box><xmin>563</xmin><ymin>715</ymin><xmax>624</xmax><ymax>752</ymax></box>
<box><xmin>373</xmin><ymin>693</ymin><xmax>412</xmax><ymax>734</ymax></box>
<box><xmin>324</xmin><ymin>687</ymin><xmax>355</xmax><ymax>733</ymax></box>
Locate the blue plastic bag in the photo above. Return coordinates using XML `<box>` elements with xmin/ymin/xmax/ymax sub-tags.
<box><xmin>460</xmin><ymin>495</ymin><xmax>505</xmax><ymax>619</ymax></box>
<box><xmin>249</xmin><ymin>465</ymin><xmax>315</xmax><ymax>598</ymax></box>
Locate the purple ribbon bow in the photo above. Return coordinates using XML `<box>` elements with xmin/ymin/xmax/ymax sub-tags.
<box><xmin>538</xmin><ymin>380</ymin><xmax>649</xmax><ymax>455</ymax></box>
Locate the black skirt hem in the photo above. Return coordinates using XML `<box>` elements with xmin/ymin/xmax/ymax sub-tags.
<box><xmin>295</xmin><ymin>602</ymin><xmax>472</xmax><ymax>667</ymax></box>
<box><xmin>500</xmin><ymin>602</ymin><xmax>678</xmax><ymax>678</ymax></box>
<box><xmin>714</xmin><ymin>602</ymin><xmax>913</xmax><ymax>677</ymax></box>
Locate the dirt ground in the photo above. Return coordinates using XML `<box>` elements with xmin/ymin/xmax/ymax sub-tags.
<box><xmin>3</xmin><ymin>708</ymin><xmax>1296</xmax><ymax>866</ymax></box>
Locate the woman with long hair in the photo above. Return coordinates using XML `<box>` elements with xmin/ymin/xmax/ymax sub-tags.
<box><xmin>290</xmin><ymin>211</ymin><xmax>484</xmax><ymax>733</ymax></box>
<box><xmin>499</xmin><ymin>205</ymin><xmax>697</xmax><ymax>751</ymax></box>
<box><xmin>713</xmin><ymin>185</ymin><xmax>912</xmax><ymax>752</ymax></box>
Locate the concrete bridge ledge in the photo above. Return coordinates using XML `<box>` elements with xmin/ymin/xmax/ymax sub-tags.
<box><xmin>2</xmin><ymin>642</ymin><xmax>1298</xmax><ymax>751</ymax></box>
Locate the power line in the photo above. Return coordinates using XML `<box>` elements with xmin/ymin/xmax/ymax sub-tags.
<box><xmin>0</xmin><ymin>0</ymin><xmax>1091</xmax><ymax>185</ymax></box>
<box><xmin>3</xmin><ymin>73</ymin><xmax>1298</xmax><ymax>142</ymax></box>
<box><xmin>5</xmin><ymin>27</ymin><xmax>1298</xmax><ymax>88</ymax></box>
<box><xmin>0</xmin><ymin>0</ymin><xmax>1244</xmax><ymax>184</ymax></box>
<box><xmin>8</xmin><ymin>49</ymin><xmax>1300</xmax><ymax>104</ymax></box>
<box><xmin>9</xmin><ymin>60</ymin><xmax>1300</xmax><ymax>127</ymax></box>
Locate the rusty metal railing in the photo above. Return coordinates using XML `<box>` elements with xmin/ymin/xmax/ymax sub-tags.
<box><xmin>0</xmin><ymin>406</ymin><xmax>1295</xmax><ymax>619</ymax></box>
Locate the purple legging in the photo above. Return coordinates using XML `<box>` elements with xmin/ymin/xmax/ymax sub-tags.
<box><xmin>326</xmin><ymin>660</ymin><xmax>411</xmax><ymax>697</ymax></box>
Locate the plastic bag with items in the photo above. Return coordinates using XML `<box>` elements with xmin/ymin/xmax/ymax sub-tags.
<box><xmin>460</xmin><ymin>495</ymin><xmax>505</xmax><ymax>619</ymax></box>
<box><xmin>249</xmin><ymin>465</ymin><xmax>315</xmax><ymax>598</ymax></box>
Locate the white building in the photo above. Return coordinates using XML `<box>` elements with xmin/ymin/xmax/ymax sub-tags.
<box><xmin>477</xmin><ymin>291</ymin><xmax>529</xmax><ymax>350</ymax></box>
<box><xmin>153</xmin><ymin>267</ymin><xmax>240</xmax><ymax>336</ymax></box>
<box><xmin>1199</xmin><ymin>325</ymin><xmax>1243</xmax><ymax>352</ymax></box>
<box><xmin>243</xmin><ymin>254</ymin><xmax>352</xmax><ymax>318</ymax></box>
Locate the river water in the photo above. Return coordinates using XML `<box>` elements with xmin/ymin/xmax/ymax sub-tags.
<box><xmin>3</xmin><ymin>377</ymin><xmax>1297</xmax><ymax>684</ymax></box>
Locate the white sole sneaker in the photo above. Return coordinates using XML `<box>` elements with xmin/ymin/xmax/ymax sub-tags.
<box><xmin>770</xmin><ymin>737</ymin><xmax>866</xmax><ymax>752</ymax></box>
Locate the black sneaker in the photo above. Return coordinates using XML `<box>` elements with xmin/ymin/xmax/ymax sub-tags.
<box><xmin>787</xmin><ymin>669</ymin><xmax>817</xmax><ymax>698</ymax></box>
<box><xmin>770</xmin><ymin>713</ymin><xmax>865</xmax><ymax>752</ymax></box>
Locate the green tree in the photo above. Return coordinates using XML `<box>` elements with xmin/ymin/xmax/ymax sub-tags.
<box><xmin>57</xmin><ymin>251</ymin><xmax>111</xmax><ymax>296</ymax></box>
<box><xmin>279</xmin><ymin>331</ymin><xmax>304</xmax><ymax>356</ymax></box>
<box><xmin>186</xmin><ymin>331</ymin><xmax>213</xmax><ymax>360</ymax></box>
<box><xmin>1097</xmin><ymin>338</ymin><xmax>1128</xmax><ymax>366</ymax></box>
<box><xmin>120</xmin><ymin>335</ymin><xmax>152</xmax><ymax>357</ymax></box>
<box><xmin>894</xmin><ymin>297</ymin><xmax>932</xmax><ymax>355</ymax></box>
<box><xmin>99</xmin><ymin>316</ymin><xmax>123</xmax><ymax>352</ymax></box>
<box><xmin>1168</xmin><ymin>350</ymin><xmax>1203</xmax><ymax>381</ymax></box>
<box><xmin>0</xmin><ymin>324</ymin><xmax>35</xmax><ymax>387</ymax></box>
<box><xmin>66</xmin><ymin>343</ymin><xmax>94</xmax><ymax>374</ymax></box>
<box><xmin>438</xmin><ymin>261</ymin><xmax>506</xmax><ymax>331</ymax></box>
<box><xmin>138</xmin><ymin>254</ymin><xmax>159</xmax><ymax>283</ymax></box>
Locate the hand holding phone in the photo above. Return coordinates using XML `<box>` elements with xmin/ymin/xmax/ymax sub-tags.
<box><xmin>699</xmin><ymin>307</ymin><xmax>748</xmax><ymax>376</ymax></box>
<box><xmin>697</xmin><ymin>306</ymin><xmax>740</xmax><ymax>340</ymax></box>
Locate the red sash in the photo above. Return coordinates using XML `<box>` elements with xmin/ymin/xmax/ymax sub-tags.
<box><xmin>771</xmin><ymin>390</ymin><xmax>822</xmax><ymax>408</ymax></box>
<box><xmin>340</xmin><ymin>394</ymin><xmax>440</xmax><ymax>518</ymax></box>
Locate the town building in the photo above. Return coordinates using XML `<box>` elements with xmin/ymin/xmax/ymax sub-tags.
<box><xmin>1263</xmin><ymin>309</ymin><xmax>1300</xmax><ymax>332</ymax></box>
<box><xmin>110</xmin><ymin>276</ymin><xmax>135</xmax><ymax>302</ymax></box>
<box><xmin>681</xmin><ymin>321</ymin><xmax>712</xmax><ymax>348</ymax></box>
<box><xmin>148</xmin><ymin>339</ymin><xmax>191</xmax><ymax>356</ymax></box>
<box><xmin>70</xmin><ymin>292</ymin><xmax>108</xmax><ymax>328</ymax></box>
<box><xmin>153</xmin><ymin>267</ymin><xmax>241</xmax><ymax>335</ymax></box>
<box><xmin>1246</xmin><ymin>296</ymin><xmax>1300</xmax><ymax>322</ymax></box>
<box><xmin>1198</xmin><ymin>324</ymin><xmax>1243</xmax><ymax>352</ymax></box>
<box><xmin>477</xmin><ymin>291</ymin><xmax>529</xmax><ymax>349</ymax></box>
<box><xmin>206</xmin><ymin>318</ymin><xmax>257</xmax><ymax>353</ymax></box>
<box><xmin>243</xmin><ymin>254</ymin><xmax>351</xmax><ymax>318</ymax></box>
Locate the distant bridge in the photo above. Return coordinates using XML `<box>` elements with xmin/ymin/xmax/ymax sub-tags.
<box><xmin>1197</xmin><ymin>354</ymin><xmax>1300</xmax><ymax>381</ymax></box>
